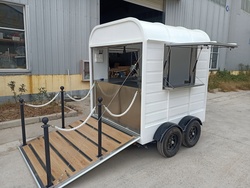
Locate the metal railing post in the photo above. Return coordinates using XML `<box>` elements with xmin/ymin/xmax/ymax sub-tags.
<box><xmin>41</xmin><ymin>117</ymin><xmax>53</xmax><ymax>187</ymax></box>
<box><xmin>97</xmin><ymin>97</ymin><xmax>103</xmax><ymax>157</ymax></box>
<box><xmin>60</xmin><ymin>86</ymin><xmax>65</xmax><ymax>129</ymax></box>
<box><xmin>19</xmin><ymin>98</ymin><xmax>26</xmax><ymax>146</ymax></box>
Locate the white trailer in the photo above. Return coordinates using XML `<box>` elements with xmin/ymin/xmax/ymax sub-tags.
<box><xmin>19</xmin><ymin>17</ymin><xmax>237</xmax><ymax>188</ymax></box>
<box><xmin>89</xmin><ymin>17</ymin><xmax>236</xmax><ymax>157</ymax></box>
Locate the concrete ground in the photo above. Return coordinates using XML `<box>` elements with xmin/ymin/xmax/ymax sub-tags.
<box><xmin>0</xmin><ymin>91</ymin><xmax>250</xmax><ymax>188</ymax></box>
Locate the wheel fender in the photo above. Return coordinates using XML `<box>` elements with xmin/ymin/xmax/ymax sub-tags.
<box><xmin>178</xmin><ymin>116</ymin><xmax>202</xmax><ymax>132</ymax></box>
<box><xmin>153</xmin><ymin>122</ymin><xmax>182</xmax><ymax>142</ymax></box>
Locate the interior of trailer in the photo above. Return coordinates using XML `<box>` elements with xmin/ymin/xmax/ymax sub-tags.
<box><xmin>92</xmin><ymin>43</ymin><xmax>142</xmax><ymax>134</ymax></box>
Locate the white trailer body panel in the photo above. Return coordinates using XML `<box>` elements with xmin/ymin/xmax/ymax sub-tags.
<box><xmin>89</xmin><ymin>17</ymin><xmax>211</xmax><ymax>145</ymax></box>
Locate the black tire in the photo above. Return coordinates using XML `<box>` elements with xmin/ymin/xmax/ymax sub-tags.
<box><xmin>157</xmin><ymin>127</ymin><xmax>182</xmax><ymax>158</ymax></box>
<box><xmin>182</xmin><ymin>120</ymin><xmax>201</xmax><ymax>148</ymax></box>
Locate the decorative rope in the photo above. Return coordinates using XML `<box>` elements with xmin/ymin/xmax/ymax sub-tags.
<box><xmin>51</xmin><ymin>107</ymin><xmax>96</xmax><ymax>132</ymax></box>
<box><xmin>103</xmin><ymin>91</ymin><xmax>138</xmax><ymax>117</ymax></box>
<box><xmin>101</xmin><ymin>56</ymin><xmax>142</xmax><ymax>117</ymax></box>
<box><xmin>66</xmin><ymin>83</ymin><xmax>95</xmax><ymax>102</ymax></box>
<box><xmin>25</xmin><ymin>92</ymin><xmax>60</xmax><ymax>108</ymax></box>
<box><xmin>97</xmin><ymin>82</ymin><xmax>117</xmax><ymax>98</ymax></box>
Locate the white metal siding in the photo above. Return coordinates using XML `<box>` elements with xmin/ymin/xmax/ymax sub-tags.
<box><xmin>168</xmin><ymin>48</ymin><xmax>210</xmax><ymax>122</ymax></box>
<box><xmin>144</xmin><ymin>42</ymin><xmax>167</xmax><ymax>125</ymax></box>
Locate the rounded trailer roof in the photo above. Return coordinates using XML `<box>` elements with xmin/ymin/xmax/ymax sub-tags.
<box><xmin>89</xmin><ymin>17</ymin><xmax>210</xmax><ymax>47</ymax></box>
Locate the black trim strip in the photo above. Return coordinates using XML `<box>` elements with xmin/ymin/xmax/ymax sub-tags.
<box><xmin>48</xmin><ymin>141</ymin><xmax>76</xmax><ymax>172</ymax></box>
<box><xmin>20</xmin><ymin>147</ymin><xmax>44</xmax><ymax>188</ymax></box>
<box><xmin>68</xmin><ymin>125</ymin><xmax>108</xmax><ymax>152</ymax></box>
<box><xmin>56</xmin><ymin>131</ymin><xmax>93</xmax><ymax>162</ymax></box>
<box><xmin>28</xmin><ymin>144</ymin><xmax>56</xmax><ymax>181</ymax></box>
<box><xmin>84</xmin><ymin>122</ymin><xmax>121</xmax><ymax>144</ymax></box>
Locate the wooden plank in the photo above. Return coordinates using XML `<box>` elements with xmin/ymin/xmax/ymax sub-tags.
<box><xmin>86</xmin><ymin>117</ymin><xmax>134</xmax><ymax>144</ymax></box>
<box><xmin>21</xmin><ymin>117</ymin><xmax>139</xmax><ymax>188</ymax></box>
<box><xmin>23</xmin><ymin>145</ymin><xmax>47</xmax><ymax>186</ymax></box>
<box><xmin>49</xmin><ymin>131</ymin><xmax>91</xmax><ymax>171</ymax></box>
<box><xmin>57</xmin><ymin>129</ymin><xmax>101</xmax><ymax>160</ymax></box>
<box><xmin>30</xmin><ymin>138</ymin><xmax>73</xmax><ymax>184</ymax></box>
<box><xmin>70</xmin><ymin>121</ymin><xmax>122</xmax><ymax>151</ymax></box>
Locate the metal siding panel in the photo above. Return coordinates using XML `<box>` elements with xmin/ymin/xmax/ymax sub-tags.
<box><xmin>74</xmin><ymin>0</ymin><xmax>81</xmax><ymax>73</ymax></box>
<box><xmin>190</xmin><ymin>101</ymin><xmax>204</xmax><ymax>112</ymax></box>
<box><xmin>62</xmin><ymin>0</ymin><xmax>70</xmax><ymax>74</ymax></box>
<box><xmin>168</xmin><ymin>104</ymin><xmax>189</xmax><ymax>118</ymax></box>
<box><xmin>199</xmin><ymin>0</ymin><xmax>209</xmax><ymax>31</ymax></box>
<box><xmin>81</xmin><ymin>0</ymin><xmax>90</xmax><ymax>61</ymax></box>
<box><xmin>146</xmin><ymin>72</ymin><xmax>162</xmax><ymax>83</ymax></box>
<box><xmin>169</xmin><ymin>96</ymin><xmax>189</xmax><ymax>108</ymax></box>
<box><xmin>57</xmin><ymin>0</ymin><xmax>65</xmax><ymax>74</ymax></box>
<box><xmin>145</xmin><ymin>92</ymin><xmax>168</xmax><ymax>103</ymax></box>
<box><xmin>35</xmin><ymin>0</ymin><xmax>46</xmax><ymax>74</ymax></box>
<box><xmin>205</xmin><ymin>2</ymin><xmax>214</xmax><ymax>38</ymax></box>
<box><xmin>145</xmin><ymin>110</ymin><xmax>168</xmax><ymax>124</ymax></box>
<box><xmin>43</xmin><ymin>0</ymin><xmax>52</xmax><ymax>74</ymax></box>
<box><xmin>69</xmin><ymin>0</ymin><xmax>76</xmax><ymax>73</ymax></box>
<box><xmin>50</xmin><ymin>0</ymin><xmax>59</xmax><ymax>74</ymax></box>
<box><xmin>192</xmin><ymin>0</ymin><xmax>201</xmax><ymax>29</ymax></box>
<box><xmin>145</xmin><ymin>101</ymin><xmax>167</xmax><ymax>114</ymax></box>
<box><xmin>185</xmin><ymin>0</ymin><xmax>193</xmax><ymax>28</ymax></box>
<box><xmin>26</xmin><ymin>0</ymin><xmax>38</xmax><ymax>73</ymax></box>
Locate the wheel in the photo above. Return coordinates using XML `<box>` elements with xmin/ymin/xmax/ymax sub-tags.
<box><xmin>157</xmin><ymin>127</ymin><xmax>182</xmax><ymax>158</ymax></box>
<box><xmin>182</xmin><ymin>120</ymin><xmax>201</xmax><ymax>148</ymax></box>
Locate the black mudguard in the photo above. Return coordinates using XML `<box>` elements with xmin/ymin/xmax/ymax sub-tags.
<box><xmin>178</xmin><ymin>115</ymin><xmax>202</xmax><ymax>132</ymax></box>
<box><xmin>153</xmin><ymin>122</ymin><xmax>182</xmax><ymax>142</ymax></box>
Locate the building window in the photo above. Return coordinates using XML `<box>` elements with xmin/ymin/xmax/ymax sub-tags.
<box><xmin>242</xmin><ymin>0</ymin><xmax>250</xmax><ymax>14</ymax></box>
<box><xmin>209</xmin><ymin>0</ymin><xmax>227</xmax><ymax>7</ymax></box>
<box><xmin>0</xmin><ymin>2</ymin><xmax>26</xmax><ymax>70</ymax></box>
<box><xmin>210</xmin><ymin>47</ymin><xmax>219</xmax><ymax>70</ymax></box>
<box><xmin>80</xmin><ymin>60</ymin><xmax>90</xmax><ymax>81</ymax></box>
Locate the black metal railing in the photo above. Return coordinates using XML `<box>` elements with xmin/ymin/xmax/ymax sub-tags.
<box><xmin>19</xmin><ymin>98</ymin><xmax>26</xmax><ymax>146</ymax></box>
<box><xmin>19</xmin><ymin>86</ymin><xmax>66</xmax><ymax>146</ymax></box>
<box><xmin>42</xmin><ymin>117</ymin><xmax>53</xmax><ymax>187</ymax></box>
<box><xmin>97</xmin><ymin>97</ymin><xmax>103</xmax><ymax>157</ymax></box>
<box><xmin>19</xmin><ymin>85</ymin><xmax>104</xmax><ymax>186</ymax></box>
<box><xmin>60</xmin><ymin>86</ymin><xmax>65</xmax><ymax>129</ymax></box>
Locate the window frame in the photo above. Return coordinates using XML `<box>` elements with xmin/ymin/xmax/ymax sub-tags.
<box><xmin>209</xmin><ymin>47</ymin><xmax>219</xmax><ymax>70</ymax></box>
<box><xmin>0</xmin><ymin>2</ymin><xmax>29</xmax><ymax>73</ymax></box>
<box><xmin>163</xmin><ymin>45</ymin><xmax>199</xmax><ymax>89</ymax></box>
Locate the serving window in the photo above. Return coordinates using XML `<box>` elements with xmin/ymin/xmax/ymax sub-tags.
<box><xmin>163</xmin><ymin>46</ymin><xmax>199</xmax><ymax>88</ymax></box>
<box><xmin>92</xmin><ymin>43</ymin><xmax>142</xmax><ymax>88</ymax></box>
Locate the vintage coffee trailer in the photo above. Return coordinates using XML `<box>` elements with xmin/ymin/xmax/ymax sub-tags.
<box><xmin>89</xmin><ymin>17</ymin><xmax>236</xmax><ymax>157</ymax></box>
<box><xmin>19</xmin><ymin>18</ymin><xmax>237</xmax><ymax>188</ymax></box>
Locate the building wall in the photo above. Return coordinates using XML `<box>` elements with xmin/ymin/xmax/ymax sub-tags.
<box><xmin>0</xmin><ymin>0</ymin><xmax>99</xmax><ymax>100</ymax></box>
<box><xmin>226</xmin><ymin>0</ymin><xmax>250</xmax><ymax>70</ymax></box>
<box><xmin>165</xmin><ymin>0</ymin><xmax>232</xmax><ymax>70</ymax></box>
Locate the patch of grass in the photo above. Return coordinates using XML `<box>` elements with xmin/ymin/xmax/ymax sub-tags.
<box><xmin>208</xmin><ymin>70</ymin><xmax>250</xmax><ymax>92</ymax></box>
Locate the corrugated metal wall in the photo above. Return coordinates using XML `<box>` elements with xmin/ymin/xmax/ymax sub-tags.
<box><xmin>226</xmin><ymin>0</ymin><xmax>250</xmax><ymax>70</ymax></box>
<box><xmin>5</xmin><ymin>0</ymin><xmax>99</xmax><ymax>75</ymax></box>
<box><xmin>165</xmin><ymin>0</ymin><xmax>232</xmax><ymax>70</ymax></box>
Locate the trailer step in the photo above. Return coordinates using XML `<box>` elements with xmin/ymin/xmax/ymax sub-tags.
<box><xmin>19</xmin><ymin>117</ymin><xmax>140</xmax><ymax>188</ymax></box>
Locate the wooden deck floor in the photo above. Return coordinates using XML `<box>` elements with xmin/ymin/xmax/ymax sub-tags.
<box><xmin>20</xmin><ymin>117</ymin><xmax>137</xmax><ymax>188</ymax></box>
